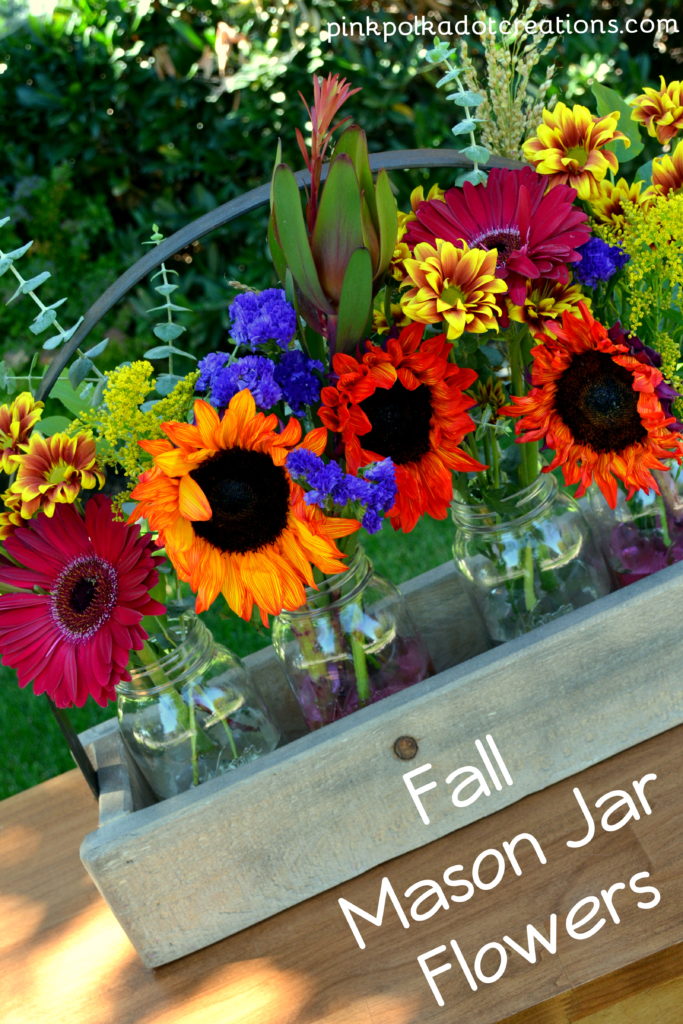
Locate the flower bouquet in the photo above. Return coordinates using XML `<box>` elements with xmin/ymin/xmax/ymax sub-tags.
<box><xmin>1</xmin><ymin>14</ymin><xmax>682</xmax><ymax>802</ymax></box>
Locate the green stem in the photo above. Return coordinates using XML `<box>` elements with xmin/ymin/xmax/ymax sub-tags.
<box><xmin>522</xmin><ymin>543</ymin><xmax>538</xmax><ymax>613</ymax></box>
<box><xmin>187</xmin><ymin>686</ymin><xmax>199</xmax><ymax>787</ymax></box>
<box><xmin>351</xmin><ymin>632</ymin><xmax>371</xmax><ymax>705</ymax></box>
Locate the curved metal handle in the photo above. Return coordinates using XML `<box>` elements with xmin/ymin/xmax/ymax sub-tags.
<box><xmin>37</xmin><ymin>148</ymin><xmax>524</xmax><ymax>400</ymax></box>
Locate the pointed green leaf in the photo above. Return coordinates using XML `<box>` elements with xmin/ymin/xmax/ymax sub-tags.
<box><xmin>335</xmin><ymin>248</ymin><xmax>373</xmax><ymax>354</ymax></box>
<box><xmin>271</xmin><ymin>164</ymin><xmax>332</xmax><ymax>313</ymax></box>
<box><xmin>374</xmin><ymin>169</ymin><xmax>398</xmax><ymax>278</ymax></box>
<box><xmin>51</xmin><ymin>375</ymin><xmax>92</xmax><ymax>417</ymax></box>
<box><xmin>156</xmin><ymin>373</ymin><xmax>182</xmax><ymax>396</ymax></box>
<box><xmin>591</xmin><ymin>83</ymin><xmax>643</xmax><ymax>164</ymax></box>
<box><xmin>0</xmin><ymin>256</ymin><xmax>12</xmax><ymax>276</ymax></box>
<box><xmin>452</xmin><ymin>119</ymin><xmax>478</xmax><ymax>136</ymax></box>
<box><xmin>332</xmin><ymin>126</ymin><xmax>376</xmax><ymax>225</ymax></box>
<box><xmin>146</xmin><ymin>303</ymin><xmax>189</xmax><ymax>314</ymax></box>
<box><xmin>42</xmin><ymin>317</ymin><xmax>83</xmax><ymax>350</ymax></box>
<box><xmin>268</xmin><ymin>209</ymin><xmax>287</xmax><ymax>282</ymax></box>
<box><xmin>311</xmin><ymin>154</ymin><xmax>365</xmax><ymax>304</ymax></box>
<box><xmin>34</xmin><ymin>414</ymin><xmax>71</xmax><ymax>435</ymax></box>
<box><xmin>154</xmin><ymin>283</ymin><xmax>179</xmax><ymax>297</ymax></box>
<box><xmin>0</xmin><ymin>217</ymin><xmax>10</xmax><ymax>229</ymax></box>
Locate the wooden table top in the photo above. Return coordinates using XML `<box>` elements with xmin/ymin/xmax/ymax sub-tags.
<box><xmin>1</xmin><ymin>728</ymin><xmax>681</xmax><ymax>1024</ymax></box>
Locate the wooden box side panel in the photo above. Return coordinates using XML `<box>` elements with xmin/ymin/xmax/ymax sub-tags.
<box><xmin>81</xmin><ymin>561</ymin><xmax>683</xmax><ymax>967</ymax></box>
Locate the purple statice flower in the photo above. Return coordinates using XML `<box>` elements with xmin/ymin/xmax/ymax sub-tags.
<box><xmin>229</xmin><ymin>289</ymin><xmax>297</xmax><ymax>350</ymax></box>
<box><xmin>273</xmin><ymin>349</ymin><xmax>325</xmax><ymax>414</ymax></box>
<box><xmin>196</xmin><ymin>351</ymin><xmax>231</xmax><ymax>392</ymax></box>
<box><xmin>608</xmin><ymin>322</ymin><xmax>683</xmax><ymax>431</ymax></box>
<box><xmin>573</xmin><ymin>238</ymin><xmax>629</xmax><ymax>288</ymax></box>
<box><xmin>286</xmin><ymin>451</ymin><xmax>397</xmax><ymax>533</ymax></box>
<box><xmin>197</xmin><ymin>353</ymin><xmax>282</xmax><ymax>410</ymax></box>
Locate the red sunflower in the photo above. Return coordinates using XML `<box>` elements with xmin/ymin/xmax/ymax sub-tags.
<box><xmin>502</xmin><ymin>305</ymin><xmax>683</xmax><ymax>507</ymax></box>
<box><xmin>319</xmin><ymin>322</ymin><xmax>483</xmax><ymax>532</ymax></box>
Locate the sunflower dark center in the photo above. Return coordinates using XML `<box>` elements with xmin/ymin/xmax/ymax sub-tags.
<box><xmin>554</xmin><ymin>350</ymin><xmax>646</xmax><ymax>453</ymax></box>
<box><xmin>52</xmin><ymin>555</ymin><xmax>118</xmax><ymax>641</ymax></box>
<box><xmin>470</xmin><ymin>227</ymin><xmax>521</xmax><ymax>268</ymax></box>
<box><xmin>359</xmin><ymin>383</ymin><xmax>433</xmax><ymax>465</ymax></box>
<box><xmin>190</xmin><ymin>448</ymin><xmax>290</xmax><ymax>554</ymax></box>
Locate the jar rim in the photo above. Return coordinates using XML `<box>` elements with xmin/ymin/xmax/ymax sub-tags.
<box><xmin>451</xmin><ymin>475</ymin><xmax>562</xmax><ymax>532</ymax></box>
<box><xmin>278</xmin><ymin>545</ymin><xmax>374</xmax><ymax>618</ymax></box>
<box><xmin>116</xmin><ymin>612</ymin><xmax>213</xmax><ymax>695</ymax></box>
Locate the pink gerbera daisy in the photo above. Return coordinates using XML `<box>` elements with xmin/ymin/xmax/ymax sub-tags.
<box><xmin>403</xmin><ymin>167</ymin><xmax>590</xmax><ymax>306</ymax></box>
<box><xmin>0</xmin><ymin>495</ymin><xmax>165</xmax><ymax>707</ymax></box>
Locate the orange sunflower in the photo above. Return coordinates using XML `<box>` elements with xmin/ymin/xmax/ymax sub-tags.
<box><xmin>522</xmin><ymin>103</ymin><xmax>628</xmax><ymax>200</ymax></box>
<box><xmin>631</xmin><ymin>77</ymin><xmax>683</xmax><ymax>145</ymax></box>
<box><xmin>129</xmin><ymin>391</ymin><xmax>358</xmax><ymax>622</ymax></box>
<box><xmin>318</xmin><ymin>322</ymin><xmax>484</xmax><ymax>532</ymax></box>
<box><xmin>501</xmin><ymin>305</ymin><xmax>683</xmax><ymax>507</ymax></box>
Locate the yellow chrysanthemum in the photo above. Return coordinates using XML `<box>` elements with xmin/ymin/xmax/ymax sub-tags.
<box><xmin>508</xmin><ymin>279</ymin><xmax>590</xmax><ymax>333</ymax></box>
<box><xmin>589</xmin><ymin>177</ymin><xmax>650</xmax><ymax>229</ymax></box>
<box><xmin>393</xmin><ymin>185</ymin><xmax>446</xmax><ymax>280</ymax></box>
<box><xmin>632</xmin><ymin>77</ymin><xmax>683</xmax><ymax>145</ymax></box>
<box><xmin>522</xmin><ymin>102</ymin><xmax>629</xmax><ymax>200</ymax></box>
<box><xmin>10</xmin><ymin>432</ymin><xmax>104</xmax><ymax>519</ymax></box>
<box><xmin>0</xmin><ymin>392</ymin><xmax>43</xmax><ymax>474</ymax></box>
<box><xmin>372</xmin><ymin>302</ymin><xmax>410</xmax><ymax>335</ymax></box>
<box><xmin>401</xmin><ymin>239</ymin><xmax>507</xmax><ymax>339</ymax></box>
<box><xmin>0</xmin><ymin>490</ymin><xmax>23</xmax><ymax>542</ymax></box>
<box><xmin>647</xmin><ymin>139</ymin><xmax>683</xmax><ymax>198</ymax></box>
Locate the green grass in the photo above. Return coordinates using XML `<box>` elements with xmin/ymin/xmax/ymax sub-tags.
<box><xmin>0</xmin><ymin>517</ymin><xmax>453</xmax><ymax>799</ymax></box>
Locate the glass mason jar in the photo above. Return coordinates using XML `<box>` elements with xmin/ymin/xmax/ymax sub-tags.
<box><xmin>452</xmin><ymin>475</ymin><xmax>612</xmax><ymax>644</ymax></box>
<box><xmin>271</xmin><ymin>547</ymin><xmax>433</xmax><ymax>730</ymax></box>
<box><xmin>590</xmin><ymin>466</ymin><xmax>683</xmax><ymax>588</ymax></box>
<box><xmin>116</xmin><ymin>613</ymin><xmax>280</xmax><ymax>801</ymax></box>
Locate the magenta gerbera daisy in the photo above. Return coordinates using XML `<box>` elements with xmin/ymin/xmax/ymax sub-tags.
<box><xmin>403</xmin><ymin>167</ymin><xmax>591</xmax><ymax>306</ymax></box>
<box><xmin>0</xmin><ymin>495</ymin><xmax>165</xmax><ymax>707</ymax></box>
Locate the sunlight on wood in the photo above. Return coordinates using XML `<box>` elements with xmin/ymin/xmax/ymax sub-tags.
<box><xmin>0</xmin><ymin>823</ymin><xmax>40</xmax><ymax>865</ymax></box>
<box><xmin>139</xmin><ymin>959</ymin><xmax>313</xmax><ymax>1024</ymax></box>
<box><xmin>0</xmin><ymin>894</ymin><xmax>43</xmax><ymax>953</ymax></box>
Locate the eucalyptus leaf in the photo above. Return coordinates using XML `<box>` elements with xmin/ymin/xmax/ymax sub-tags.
<box><xmin>69</xmin><ymin>357</ymin><xmax>94</xmax><ymax>388</ymax></box>
<box><xmin>143</xmin><ymin>344</ymin><xmax>173</xmax><ymax>359</ymax></box>
<box><xmin>8</xmin><ymin>271</ymin><xmax>52</xmax><ymax>301</ymax></box>
<box><xmin>459</xmin><ymin>168</ymin><xmax>489</xmax><ymax>186</ymax></box>
<box><xmin>435</xmin><ymin>69</ymin><xmax>461</xmax><ymax>87</ymax></box>
<box><xmin>154</xmin><ymin>283</ymin><xmax>179</xmax><ymax>296</ymax></box>
<box><xmin>91</xmin><ymin>377</ymin><xmax>108</xmax><ymax>407</ymax></box>
<box><xmin>461</xmin><ymin>144</ymin><xmax>491</xmax><ymax>164</ymax></box>
<box><xmin>447</xmin><ymin>90</ymin><xmax>485</xmax><ymax>108</ymax></box>
<box><xmin>0</xmin><ymin>256</ymin><xmax>12</xmax><ymax>276</ymax></box>
<box><xmin>0</xmin><ymin>216</ymin><xmax>10</xmax><ymax>229</ymax></box>
<box><xmin>156</xmin><ymin>373</ymin><xmax>182</xmax><ymax>396</ymax></box>
<box><xmin>42</xmin><ymin>317</ymin><xmax>83</xmax><ymax>350</ymax></box>
<box><xmin>84</xmin><ymin>338</ymin><xmax>109</xmax><ymax>359</ymax></box>
<box><xmin>152</xmin><ymin>322</ymin><xmax>186</xmax><ymax>343</ymax></box>
<box><xmin>146</xmin><ymin>302</ymin><xmax>190</xmax><ymax>314</ymax></box>
<box><xmin>6</xmin><ymin>241</ymin><xmax>34</xmax><ymax>260</ymax></box>
<box><xmin>451</xmin><ymin>119</ymin><xmax>477</xmax><ymax>136</ymax></box>
<box><xmin>29</xmin><ymin>308</ymin><xmax>58</xmax><ymax>334</ymax></box>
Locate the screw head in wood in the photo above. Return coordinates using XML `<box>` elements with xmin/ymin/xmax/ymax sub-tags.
<box><xmin>393</xmin><ymin>735</ymin><xmax>419</xmax><ymax>760</ymax></box>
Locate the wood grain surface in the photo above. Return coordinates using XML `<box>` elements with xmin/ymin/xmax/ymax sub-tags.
<box><xmin>1</xmin><ymin>727</ymin><xmax>680</xmax><ymax>1024</ymax></box>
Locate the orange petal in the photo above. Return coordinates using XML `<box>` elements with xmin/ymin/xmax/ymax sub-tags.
<box><xmin>178</xmin><ymin>474</ymin><xmax>212</xmax><ymax>521</ymax></box>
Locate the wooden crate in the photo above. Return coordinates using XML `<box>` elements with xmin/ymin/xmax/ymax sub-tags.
<box><xmin>78</xmin><ymin>559</ymin><xmax>683</xmax><ymax>968</ymax></box>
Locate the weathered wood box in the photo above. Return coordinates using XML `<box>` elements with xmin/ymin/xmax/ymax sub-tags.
<box><xmin>79</xmin><ymin>558</ymin><xmax>683</xmax><ymax>968</ymax></box>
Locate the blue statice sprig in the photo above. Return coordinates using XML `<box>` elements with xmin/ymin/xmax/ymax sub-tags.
<box><xmin>573</xmin><ymin>238</ymin><xmax>630</xmax><ymax>288</ymax></box>
<box><xmin>286</xmin><ymin>449</ymin><xmax>397</xmax><ymax>534</ymax></box>
<box><xmin>229</xmin><ymin>288</ymin><xmax>297</xmax><ymax>350</ymax></box>
<box><xmin>196</xmin><ymin>348</ymin><xmax>325</xmax><ymax>415</ymax></box>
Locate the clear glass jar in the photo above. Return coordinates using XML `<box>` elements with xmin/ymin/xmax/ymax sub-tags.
<box><xmin>590</xmin><ymin>466</ymin><xmax>683</xmax><ymax>587</ymax></box>
<box><xmin>116</xmin><ymin>613</ymin><xmax>280</xmax><ymax>800</ymax></box>
<box><xmin>452</xmin><ymin>475</ymin><xmax>611</xmax><ymax>644</ymax></box>
<box><xmin>271</xmin><ymin>547</ymin><xmax>433</xmax><ymax>730</ymax></box>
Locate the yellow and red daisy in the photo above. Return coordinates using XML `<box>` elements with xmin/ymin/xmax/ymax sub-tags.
<box><xmin>10</xmin><ymin>432</ymin><xmax>104</xmax><ymax>519</ymax></box>
<box><xmin>0</xmin><ymin>392</ymin><xmax>43</xmax><ymax>474</ymax></box>
<box><xmin>632</xmin><ymin>77</ymin><xmax>683</xmax><ymax>145</ymax></box>
<box><xmin>318</xmin><ymin>322</ymin><xmax>484</xmax><ymax>532</ymax></box>
<box><xmin>522</xmin><ymin>103</ymin><xmax>628</xmax><ymax>200</ymax></box>
<box><xmin>589</xmin><ymin>177</ymin><xmax>651</xmax><ymax>229</ymax></box>
<box><xmin>648</xmin><ymin>139</ymin><xmax>683</xmax><ymax>197</ymax></box>
<box><xmin>502</xmin><ymin>305</ymin><xmax>683</xmax><ymax>507</ymax></box>
<box><xmin>401</xmin><ymin>239</ymin><xmax>507</xmax><ymax>339</ymax></box>
<box><xmin>129</xmin><ymin>390</ymin><xmax>358</xmax><ymax>622</ymax></box>
<box><xmin>507</xmin><ymin>279</ymin><xmax>590</xmax><ymax>333</ymax></box>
